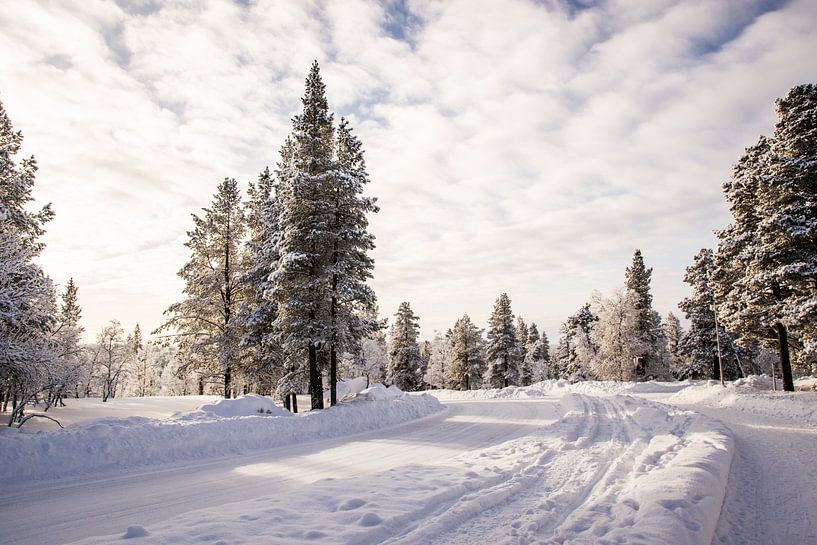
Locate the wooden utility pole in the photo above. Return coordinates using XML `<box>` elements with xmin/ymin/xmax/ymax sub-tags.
<box><xmin>713</xmin><ymin>305</ymin><xmax>724</xmax><ymax>387</ymax></box>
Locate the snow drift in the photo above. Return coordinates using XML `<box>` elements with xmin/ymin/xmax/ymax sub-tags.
<box><xmin>0</xmin><ymin>388</ymin><xmax>444</xmax><ymax>486</ymax></box>
<box><xmin>669</xmin><ymin>376</ymin><xmax>817</xmax><ymax>425</ymax></box>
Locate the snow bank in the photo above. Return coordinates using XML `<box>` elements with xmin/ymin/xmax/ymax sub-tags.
<box><xmin>179</xmin><ymin>394</ymin><xmax>292</xmax><ymax>419</ymax></box>
<box><xmin>428</xmin><ymin>380</ymin><xmax>570</xmax><ymax>400</ymax></box>
<box><xmin>0</xmin><ymin>390</ymin><xmax>443</xmax><ymax>486</ymax></box>
<box><xmin>669</xmin><ymin>376</ymin><xmax>817</xmax><ymax>425</ymax></box>
<box><xmin>429</xmin><ymin>378</ymin><xmax>691</xmax><ymax>401</ymax></box>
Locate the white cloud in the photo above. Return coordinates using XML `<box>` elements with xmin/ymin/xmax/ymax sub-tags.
<box><xmin>1</xmin><ymin>0</ymin><xmax>814</xmax><ymax>342</ymax></box>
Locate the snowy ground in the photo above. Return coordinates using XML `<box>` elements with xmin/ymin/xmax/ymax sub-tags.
<box><xmin>1</xmin><ymin>378</ymin><xmax>815</xmax><ymax>545</ymax></box>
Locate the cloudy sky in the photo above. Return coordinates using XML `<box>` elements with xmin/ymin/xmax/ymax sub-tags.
<box><xmin>1</xmin><ymin>0</ymin><xmax>815</xmax><ymax>343</ymax></box>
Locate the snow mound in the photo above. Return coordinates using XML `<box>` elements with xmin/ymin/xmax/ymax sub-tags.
<box><xmin>669</xmin><ymin>375</ymin><xmax>817</xmax><ymax>425</ymax></box>
<box><xmin>180</xmin><ymin>394</ymin><xmax>291</xmax><ymax>419</ymax></box>
<box><xmin>358</xmin><ymin>383</ymin><xmax>404</xmax><ymax>400</ymax></box>
<box><xmin>0</xmin><ymin>391</ymin><xmax>444</xmax><ymax>486</ymax></box>
<box><xmin>324</xmin><ymin>377</ymin><xmax>370</xmax><ymax>403</ymax></box>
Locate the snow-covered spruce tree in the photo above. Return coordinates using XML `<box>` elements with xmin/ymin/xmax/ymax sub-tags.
<box><xmin>514</xmin><ymin>316</ymin><xmax>531</xmax><ymax>385</ymax></box>
<box><xmin>523</xmin><ymin>323</ymin><xmax>546</xmax><ymax>384</ymax></box>
<box><xmin>485</xmin><ymin>293</ymin><xmax>520</xmax><ymax>388</ymax></box>
<box><xmin>240</xmin><ymin>165</ymin><xmax>285</xmax><ymax>394</ymax></box>
<box><xmin>678</xmin><ymin>249</ymin><xmax>741</xmax><ymax>380</ymax></box>
<box><xmin>447</xmin><ymin>315</ymin><xmax>486</xmax><ymax>390</ymax></box>
<box><xmin>325</xmin><ymin>119</ymin><xmax>379</xmax><ymax>405</ymax></box>
<box><xmin>715</xmin><ymin>84</ymin><xmax>817</xmax><ymax>386</ymax></box>
<box><xmin>663</xmin><ymin>312</ymin><xmax>684</xmax><ymax>376</ymax></box>
<box><xmin>0</xmin><ymin>99</ymin><xmax>59</xmax><ymax>421</ymax></box>
<box><xmin>0</xmin><ymin>217</ymin><xmax>58</xmax><ymax>416</ymax></box>
<box><xmin>624</xmin><ymin>250</ymin><xmax>669</xmax><ymax>380</ymax></box>
<box><xmin>562</xmin><ymin>303</ymin><xmax>597</xmax><ymax>381</ymax></box>
<box><xmin>539</xmin><ymin>328</ymin><xmax>552</xmax><ymax>381</ymax></box>
<box><xmin>157</xmin><ymin>178</ymin><xmax>247</xmax><ymax>398</ymax></box>
<box><xmin>52</xmin><ymin>278</ymin><xmax>84</xmax><ymax>401</ymax></box>
<box><xmin>0</xmin><ymin>101</ymin><xmax>53</xmax><ymax>244</ymax></box>
<box><xmin>270</xmin><ymin>64</ymin><xmax>380</xmax><ymax>408</ymax></box>
<box><xmin>765</xmin><ymin>85</ymin><xmax>816</xmax><ymax>375</ymax></box>
<box><xmin>271</xmin><ymin>62</ymin><xmax>338</xmax><ymax>410</ymax></box>
<box><xmin>419</xmin><ymin>341</ymin><xmax>432</xmax><ymax>389</ymax></box>
<box><xmin>387</xmin><ymin>302</ymin><xmax>422</xmax><ymax>391</ymax></box>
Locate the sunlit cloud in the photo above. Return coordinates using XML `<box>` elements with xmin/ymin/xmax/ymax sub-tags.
<box><xmin>1</xmin><ymin>0</ymin><xmax>814</xmax><ymax>341</ymax></box>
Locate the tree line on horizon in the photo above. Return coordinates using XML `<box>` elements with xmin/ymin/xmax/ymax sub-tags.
<box><xmin>1</xmin><ymin>69</ymin><xmax>814</xmax><ymax>423</ymax></box>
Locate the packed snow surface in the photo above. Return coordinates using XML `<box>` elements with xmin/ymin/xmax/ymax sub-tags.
<box><xmin>2</xmin><ymin>377</ymin><xmax>815</xmax><ymax>545</ymax></box>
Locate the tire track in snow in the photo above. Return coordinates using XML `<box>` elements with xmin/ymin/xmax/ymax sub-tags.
<box><xmin>421</xmin><ymin>394</ymin><xmax>732</xmax><ymax>545</ymax></box>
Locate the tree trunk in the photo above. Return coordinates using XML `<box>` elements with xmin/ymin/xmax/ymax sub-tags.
<box><xmin>712</xmin><ymin>352</ymin><xmax>720</xmax><ymax>381</ymax></box>
<box><xmin>464</xmin><ymin>354</ymin><xmax>470</xmax><ymax>391</ymax></box>
<box><xmin>309</xmin><ymin>344</ymin><xmax>324</xmax><ymax>410</ymax></box>
<box><xmin>330</xmin><ymin>344</ymin><xmax>337</xmax><ymax>406</ymax></box>
<box><xmin>224</xmin><ymin>364</ymin><xmax>232</xmax><ymax>399</ymax></box>
<box><xmin>291</xmin><ymin>392</ymin><xmax>298</xmax><ymax>413</ymax></box>
<box><xmin>774</xmin><ymin>322</ymin><xmax>795</xmax><ymax>392</ymax></box>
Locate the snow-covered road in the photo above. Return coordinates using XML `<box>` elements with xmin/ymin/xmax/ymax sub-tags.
<box><xmin>8</xmin><ymin>379</ymin><xmax>810</xmax><ymax>545</ymax></box>
<box><xmin>3</xmin><ymin>399</ymin><xmax>561</xmax><ymax>545</ymax></box>
<box><xmin>674</xmin><ymin>403</ymin><xmax>817</xmax><ymax>545</ymax></box>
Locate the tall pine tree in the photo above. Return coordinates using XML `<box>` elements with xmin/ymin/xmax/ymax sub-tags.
<box><xmin>157</xmin><ymin>178</ymin><xmax>247</xmax><ymax>398</ymax></box>
<box><xmin>679</xmin><ymin>249</ymin><xmax>740</xmax><ymax>380</ymax></box>
<box><xmin>447</xmin><ymin>314</ymin><xmax>486</xmax><ymax>390</ymax></box>
<box><xmin>241</xmin><ymin>164</ymin><xmax>285</xmax><ymax>393</ymax></box>
<box><xmin>523</xmin><ymin>322</ymin><xmax>545</xmax><ymax>384</ymax></box>
<box><xmin>325</xmin><ymin>119</ymin><xmax>379</xmax><ymax>405</ymax></box>
<box><xmin>387</xmin><ymin>302</ymin><xmax>422</xmax><ymax>391</ymax></box>
<box><xmin>270</xmin><ymin>63</ymin><xmax>379</xmax><ymax>408</ymax></box>
<box><xmin>715</xmin><ymin>84</ymin><xmax>817</xmax><ymax>387</ymax></box>
<box><xmin>624</xmin><ymin>250</ymin><xmax>667</xmax><ymax>380</ymax></box>
<box><xmin>0</xmin><ymin>99</ymin><xmax>58</xmax><ymax>419</ymax></box>
<box><xmin>485</xmin><ymin>293</ymin><xmax>519</xmax><ymax>387</ymax></box>
<box><xmin>271</xmin><ymin>62</ymin><xmax>336</xmax><ymax>410</ymax></box>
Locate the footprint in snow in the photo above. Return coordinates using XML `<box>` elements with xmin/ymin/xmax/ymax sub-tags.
<box><xmin>622</xmin><ymin>499</ymin><xmax>640</xmax><ymax>511</ymax></box>
<box><xmin>338</xmin><ymin>498</ymin><xmax>366</xmax><ymax>511</ymax></box>
<box><xmin>358</xmin><ymin>513</ymin><xmax>383</xmax><ymax>527</ymax></box>
<box><xmin>122</xmin><ymin>526</ymin><xmax>149</xmax><ymax>539</ymax></box>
